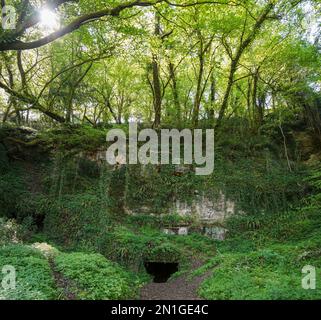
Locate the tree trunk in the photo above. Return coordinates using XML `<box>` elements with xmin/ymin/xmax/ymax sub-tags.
<box><xmin>152</xmin><ymin>13</ymin><xmax>162</xmax><ymax>128</ymax></box>
<box><xmin>206</xmin><ymin>73</ymin><xmax>215</xmax><ymax>123</ymax></box>
<box><xmin>192</xmin><ymin>35</ymin><xmax>205</xmax><ymax>127</ymax></box>
<box><xmin>169</xmin><ymin>61</ymin><xmax>181</xmax><ymax>123</ymax></box>
<box><xmin>216</xmin><ymin>60</ymin><xmax>237</xmax><ymax>128</ymax></box>
<box><xmin>215</xmin><ymin>3</ymin><xmax>274</xmax><ymax>130</ymax></box>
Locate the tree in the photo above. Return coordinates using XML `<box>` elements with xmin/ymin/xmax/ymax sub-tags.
<box><xmin>0</xmin><ymin>0</ymin><xmax>319</xmax><ymax>132</ymax></box>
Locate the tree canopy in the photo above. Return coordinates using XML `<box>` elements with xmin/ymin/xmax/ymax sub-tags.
<box><xmin>0</xmin><ymin>0</ymin><xmax>320</xmax><ymax>130</ymax></box>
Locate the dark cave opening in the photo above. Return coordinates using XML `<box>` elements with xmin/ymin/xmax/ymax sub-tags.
<box><xmin>144</xmin><ymin>262</ymin><xmax>179</xmax><ymax>283</ymax></box>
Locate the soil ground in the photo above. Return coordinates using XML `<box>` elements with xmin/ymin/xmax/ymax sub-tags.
<box><xmin>140</xmin><ymin>260</ymin><xmax>212</xmax><ymax>300</ymax></box>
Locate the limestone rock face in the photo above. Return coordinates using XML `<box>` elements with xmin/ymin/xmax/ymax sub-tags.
<box><xmin>163</xmin><ymin>227</ymin><xmax>189</xmax><ymax>236</ymax></box>
<box><xmin>175</xmin><ymin>192</ymin><xmax>235</xmax><ymax>223</ymax></box>
<box><xmin>203</xmin><ymin>226</ymin><xmax>228</xmax><ymax>241</ymax></box>
<box><xmin>0</xmin><ymin>219</ymin><xmax>20</xmax><ymax>245</ymax></box>
<box><xmin>126</xmin><ymin>191</ymin><xmax>236</xmax><ymax>224</ymax></box>
<box><xmin>31</xmin><ymin>243</ymin><xmax>58</xmax><ymax>258</ymax></box>
<box><xmin>178</xmin><ymin>227</ymin><xmax>188</xmax><ymax>235</ymax></box>
<box><xmin>0</xmin><ymin>126</ymin><xmax>42</xmax><ymax>161</ymax></box>
<box><xmin>84</xmin><ymin>150</ymin><xmax>238</xmax><ymax>224</ymax></box>
<box><xmin>162</xmin><ymin>225</ymin><xmax>228</xmax><ymax>240</ymax></box>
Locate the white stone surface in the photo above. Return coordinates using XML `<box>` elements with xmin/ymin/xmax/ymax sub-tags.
<box><xmin>175</xmin><ymin>191</ymin><xmax>235</xmax><ymax>223</ymax></box>
<box><xmin>178</xmin><ymin>227</ymin><xmax>188</xmax><ymax>235</ymax></box>
<box><xmin>203</xmin><ymin>227</ymin><xmax>228</xmax><ymax>241</ymax></box>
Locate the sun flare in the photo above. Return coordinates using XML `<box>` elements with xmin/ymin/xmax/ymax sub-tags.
<box><xmin>39</xmin><ymin>8</ymin><xmax>60</xmax><ymax>30</ymax></box>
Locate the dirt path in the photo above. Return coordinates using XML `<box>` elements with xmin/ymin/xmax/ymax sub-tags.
<box><xmin>140</xmin><ymin>261</ymin><xmax>211</xmax><ymax>300</ymax></box>
<box><xmin>49</xmin><ymin>259</ymin><xmax>77</xmax><ymax>300</ymax></box>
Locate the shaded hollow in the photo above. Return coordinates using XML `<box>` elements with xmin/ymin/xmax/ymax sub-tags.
<box><xmin>144</xmin><ymin>262</ymin><xmax>179</xmax><ymax>283</ymax></box>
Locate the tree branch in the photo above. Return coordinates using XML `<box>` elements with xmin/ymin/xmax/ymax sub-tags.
<box><xmin>0</xmin><ymin>0</ymin><xmax>230</xmax><ymax>51</ymax></box>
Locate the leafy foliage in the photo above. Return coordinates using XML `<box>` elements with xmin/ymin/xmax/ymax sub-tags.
<box><xmin>54</xmin><ymin>252</ymin><xmax>141</xmax><ymax>300</ymax></box>
<box><xmin>199</xmin><ymin>189</ymin><xmax>321</xmax><ymax>300</ymax></box>
<box><xmin>0</xmin><ymin>245</ymin><xmax>57</xmax><ymax>300</ymax></box>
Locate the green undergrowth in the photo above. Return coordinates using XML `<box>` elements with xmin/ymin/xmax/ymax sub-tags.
<box><xmin>198</xmin><ymin>203</ymin><xmax>321</xmax><ymax>300</ymax></box>
<box><xmin>97</xmin><ymin>223</ymin><xmax>216</xmax><ymax>271</ymax></box>
<box><xmin>54</xmin><ymin>252</ymin><xmax>142</xmax><ymax>300</ymax></box>
<box><xmin>0</xmin><ymin>243</ymin><xmax>144</xmax><ymax>300</ymax></box>
<box><xmin>34</xmin><ymin>125</ymin><xmax>106</xmax><ymax>155</ymax></box>
<box><xmin>1</xmin><ymin>124</ymin><xmax>319</xmax><ymax>300</ymax></box>
<box><xmin>199</xmin><ymin>246</ymin><xmax>321</xmax><ymax>300</ymax></box>
<box><xmin>0</xmin><ymin>245</ymin><xmax>57</xmax><ymax>300</ymax></box>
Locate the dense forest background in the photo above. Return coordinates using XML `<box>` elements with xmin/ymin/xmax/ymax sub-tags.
<box><xmin>0</xmin><ymin>0</ymin><xmax>321</xmax><ymax>301</ymax></box>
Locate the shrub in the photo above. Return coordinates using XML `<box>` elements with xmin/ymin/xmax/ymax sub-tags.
<box><xmin>199</xmin><ymin>247</ymin><xmax>321</xmax><ymax>300</ymax></box>
<box><xmin>0</xmin><ymin>245</ymin><xmax>57</xmax><ymax>300</ymax></box>
<box><xmin>147</xmin><ymin>243</ymin><xmax>181</xmax><ymax>263</ymax></box>
<box><xmin>54</xmin><ymin>252</ymin><xmax>141</xmax><ymax>300</ymax></box>
<box><xmin>97</xmin><ymin>226</ymin><xmax>187</xmax><ymax>270</ymax></box>
<box><xmin>43</xmin><ymin>193</ymin><xmax>110</xmax><ymax>248</ymax></box>
<box><xmin>0</xmin><ymin>170</ymin><xmax>26</xmax><ymax>218</ymax></box>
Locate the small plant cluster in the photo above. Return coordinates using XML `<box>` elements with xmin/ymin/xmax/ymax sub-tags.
<box><xmin>0</xmin><ymin>245</ymin><xmax>56</xmax><ymax>300</ymax></box>
<box><xmin>54</xmin><ymin>252</ymin><xmax>141</xmax><ymax>300</ymax></box>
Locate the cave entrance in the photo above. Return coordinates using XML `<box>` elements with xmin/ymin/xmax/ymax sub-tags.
<box><xmin>144</xmin><ymin>262</ymin><xmax>179</xmax><ymax>283</ymax></box>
